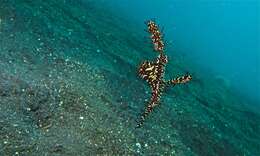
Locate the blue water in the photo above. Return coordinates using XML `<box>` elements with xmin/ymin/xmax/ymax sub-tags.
<box><xmin>1</xmin><ymin>0</ymin><xmax>260</xmax><ymax>155</ymax></box>
<box><xmin>102</xmin><ymin>0</ymin><xmax>260</xmax><ymax>104</ymax></box>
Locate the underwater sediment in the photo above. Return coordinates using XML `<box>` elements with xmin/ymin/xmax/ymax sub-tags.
<box><xmin>0</xmin><ymin>0</ymin><xmax>259</xmax><ymax>155</ymax></box>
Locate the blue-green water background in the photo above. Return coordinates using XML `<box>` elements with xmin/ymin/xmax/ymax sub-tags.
<box><xmin>101</xmin><ymin>0</ymin><xmax>260</xmax><ymax>104</ymax></box>
<box><xmin>0</xmin><ymin>0</ymin><xmax>259</xmax><ymax>155</ymax></box>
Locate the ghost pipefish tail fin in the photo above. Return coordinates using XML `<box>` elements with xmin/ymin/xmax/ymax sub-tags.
<box><xmin>146</xmin><ymin>19</ymin><xmax>165</xmax><ymax>53</ymax></box>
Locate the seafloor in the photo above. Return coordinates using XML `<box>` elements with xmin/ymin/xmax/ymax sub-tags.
<box><xmin>0</xmin><ymin>0</ymin><xmax>259</xmax><ymax>155</ymax></box>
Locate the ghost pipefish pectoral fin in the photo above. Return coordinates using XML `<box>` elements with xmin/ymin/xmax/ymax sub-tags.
<box><xmin>165</xmin><ymin>73</ymin><xmax>192</xmax><ymax>87</ymax></box>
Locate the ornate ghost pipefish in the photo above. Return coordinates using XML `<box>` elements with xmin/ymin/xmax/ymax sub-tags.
<box><xmin>136</xmin><ymin>20</ymin><xmax>192</xmax><ymax>128</ymax></box>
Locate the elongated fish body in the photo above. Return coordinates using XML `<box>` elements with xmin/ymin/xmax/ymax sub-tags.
<box><xmin>136</xmin><ymin>20</ymin><xmax>192</xmax><ymax>128</ymax></box>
